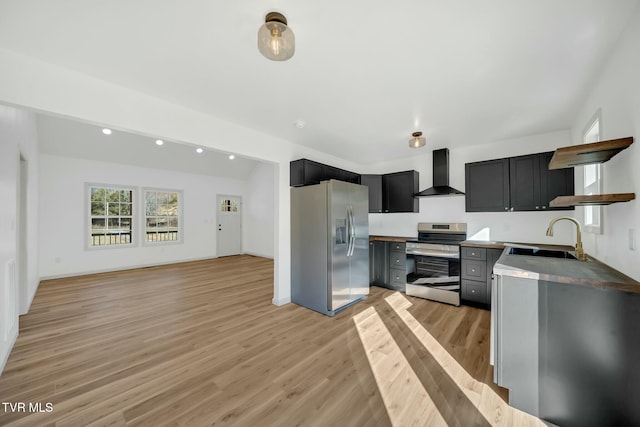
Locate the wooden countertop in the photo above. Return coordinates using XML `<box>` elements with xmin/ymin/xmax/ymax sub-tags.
<box><xmin>369</xmin><ymin>235</ymin><xmax>414</xmax><ymax>243</ymax></box>
<box><xmin>462</xmin><ymin>240</ymin><xmax>574</xmax><ymax>251</ymax></box>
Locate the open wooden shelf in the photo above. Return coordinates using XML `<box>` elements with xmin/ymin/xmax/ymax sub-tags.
<box><xmin>550</xmin><ymin>193</ymin><xmax>636</xmax><ymax>207</ymax></box>
<box><xmin>548</xmin><ymin>137</ymin><xmax>634</xmax><ymax>170</ymax></box>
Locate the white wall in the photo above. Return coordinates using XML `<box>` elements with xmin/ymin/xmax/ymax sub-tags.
<box><xmin>39</xmin><ymin>154</ymin><xmax>247</xmax><ymax>278</ymax></box>
<box><xmin>570</xmin><ymin>4</ymin><xmax>640</xmax><ymax>279</ymax></box>
<box><xmin>0</xmin><ymin>48</ymin><xmax>365</xmax><ymax>306</ymax></box>
<box><xmin>244</xmin><ymin>161</ymin><xmax>276</xmax><ymax>258</ymax></box>
<box><xmin>0</xmin><ymin>104</ymin><xmax>39</xmax><ymax>374</ymax></box>
<box><xmin>368</xmin><ymin>130</ymin><xmax>576</xmax><ymax>245</ymax></box>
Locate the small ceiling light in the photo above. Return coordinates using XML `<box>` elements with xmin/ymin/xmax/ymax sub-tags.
<box><xmin>294</xmin><ymin>120</ymin><xmax>305</xmax><ymax>129</ymax></box>
<box><xmin>102</xmin><ymin>128</ymin><xmax>112</xmax><ymax>135</ymax></box>
<box><xmin>409</xmin><ymin>131</ymin><xmax>426</xmax><ymax>149</ymax></box>
<box><xmin>229</xmin><ymin>155</ymin><xmax>235</xmax><ymax>160</ymax></box>
<box><xmin>196</xmin><ymin>148</ymin><xmax>204</xmax><ymax>154</ymax></box>
<box><xmin>155</xmin><ymin>139</ymin><xmax>164</xmax><ymax>146</ymax></box>
<box><xmin>258</xmin><ymin>12</ymin><xmax>295</xmax><ymax>61</ymax></box>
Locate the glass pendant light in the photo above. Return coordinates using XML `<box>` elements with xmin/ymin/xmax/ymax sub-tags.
<box><xmin>258</xmin><ymin>12</ymin><xmax>295</xmax><ymax>61</ymax></box>
<box><xmin>409</xmin><ymin>131</ymin><xmax>426</xmax><ymax>148</ymax></box>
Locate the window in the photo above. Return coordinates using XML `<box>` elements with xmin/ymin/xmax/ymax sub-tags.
<box><xmin>582</xmin><ymin>111</ymin><xmax>603</xmax><ymax>234</ymax></box>
<box><xmin>88</xmin><ymin>184</ymin><xmax>134</xmax><ymax>247</ymax></box>
<box><xmin>144</xmin><ymin>189</ymin><xmax>182</xmax><ymax>243</ymax></box>
<box><xmin>220</xmin><ymin>198</ymin><xmax>239</xmax><ymax>212</ymax></box>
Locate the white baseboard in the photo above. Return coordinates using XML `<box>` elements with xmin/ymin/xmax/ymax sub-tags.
<box><xmin>39</xmin><ymin>256</ymin><xmax>221</xmax><ymax>281</ymax></box>
<box><xmin>272</xmin><ymin>296</ymin><xmax>291</xmax><ymax>306</ymax></box>
<box><xmin>243</xmin><ymin>251</ymin><xmax>274</xmax><ymax>259</ymax></box>
<box><xmin>0</xmin><ymin>329</ymin><xmax>18</xmax><ymax>377</ymax></box>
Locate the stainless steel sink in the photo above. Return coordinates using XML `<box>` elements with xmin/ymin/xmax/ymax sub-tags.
<box><xmin>507</xmin><ymin>246</ymin><xmax>577</xmax><ymax>260</ymax></box>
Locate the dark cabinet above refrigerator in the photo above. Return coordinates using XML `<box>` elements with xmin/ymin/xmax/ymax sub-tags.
<box><xmin>290</xmin><ymin>159</ymin><xmax>360</xmax><ymax>187</ymax></box>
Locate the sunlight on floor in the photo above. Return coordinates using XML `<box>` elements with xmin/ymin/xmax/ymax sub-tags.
<box><xmin>383</xmin><ymin>292</ymin><xmax>546</xmax><ymax>427</ymax></box>
<box><xmin>353</xmin><ymin>306</ymin><xmax>448</xmax><ymax>427</ymax></box>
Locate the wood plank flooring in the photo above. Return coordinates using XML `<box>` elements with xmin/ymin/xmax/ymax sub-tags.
<box><xmin>0</xmin><ymin>255</ymin><xmax>543</xmax><ymax>426</ymax></box>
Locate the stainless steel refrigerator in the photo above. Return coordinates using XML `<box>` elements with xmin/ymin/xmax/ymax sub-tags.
<box><xmin>291</xmin><ymin>180</ymin><xmax>369</xmax><ymax>316</ymax></box>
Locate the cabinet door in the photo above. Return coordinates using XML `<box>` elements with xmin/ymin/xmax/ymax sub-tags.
<box><xmin>509</xmin><ymin>154</ymin><xmax>542</xmax><ymax>211</ymax></box>
<box><xmin>290</xmin><ymin>159</ymin><xmax>324</xmax><ymax>186</ymax></box>
<box><xmin>539</xmin><ymin>151</ymin><xmax>575</xmax><ymax>211</ymax></box>
<box><xmin>361</xmin><ymin>174</ymin><xmax>383</xmax><ymax>213</ymax></box>
<box><xmin>465</xmin><ymin>158</ymin><xmax>510</xmax><ymax>212</ymax></box>
<box><xmin>383</xmin><ymin>171</ymin><xmax>419</xmax><ymax>213</ymax></box>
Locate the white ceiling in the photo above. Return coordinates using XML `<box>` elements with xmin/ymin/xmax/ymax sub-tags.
<box><xmin>1</xmin><ymin>0</ymin><xmax>638</xmax><ymax>165</ymax></box>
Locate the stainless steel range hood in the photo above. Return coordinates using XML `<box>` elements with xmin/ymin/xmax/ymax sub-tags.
<box><xmin>414</xmin><ymin>148</ymin><xmax>464</xmax><ymax>197</ymax></box>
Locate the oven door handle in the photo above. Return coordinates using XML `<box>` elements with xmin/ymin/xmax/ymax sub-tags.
<box><xmin>406</xmin><ymin>249</ymin><xmax>460</xmax><ymax>258</ymax></box>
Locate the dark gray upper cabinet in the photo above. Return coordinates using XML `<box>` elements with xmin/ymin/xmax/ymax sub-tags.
<box><xmin>466</xmin><ymin>152</ymin><xmax>574</xmax><ymax>212</ymax></box>
<box><xmin>290</xmin><ymin>159</ymin><xmax>360</xmax><ymax>187</ymax></box>
<box><xmin>465</xmin><ymin>158</ymin><xmax>510</xmax><ymax>212</ymax></box>
<box><xmin>383</xmin><ymin>171</ymin><xmax>419</xmax><ymax>213</ymax></box>
<box><xmin>361</xmin><ymin>171</ymin><xmax>419</xmax><ymax>213</ymax></box>
<box><xmin>361</xmin><ymin>174</ymin><xmax>383</xmax><ymax>213</ymax></box>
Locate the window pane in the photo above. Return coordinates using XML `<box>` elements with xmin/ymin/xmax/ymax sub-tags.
<box><xmin>146</xmin><ymin>217</ymin><xmax>157</xmax><ymax>230</ymax></box>
<box><xmin>120</xmin><ymin>190</ymin><xmax>131</xmax><ymax>203</ymax></box>
<box><xmin>169</xmin><ymin>217</ymin><xmax>178</xmax><ymax>228</ymax></box>
<box><xmin>120</xmin><ymin>203</ymin><xmax>132</xmax><ymax>216</ymax></box>
<box><xmin>108</xmin><ymin>203</ymin><xmax>119</xmax><ymax>216</ymax></box>
<box><xmin>146</xmin><ymin>203</ymin><xmax>157</xmax><ymax>216</ymax></box>
<box><xmin>92</xmin><ymin>218</ymin><xmax>105</xmax><ymax>230</ymax></box>
<box><xmin>108</xmin><ymin>218</ymin><xmax>119</xmax><ymax>229</ymax></box>
<box><xmin>106</xmin><ymin>189</ymin><xmax>119</xmax><ymax>202</ymax></box>
<box><xmin>146</xmin><ymin>192</ymin><xmax>157</xmax><ymax>205</ymax></box>
<box><xmin>91</xmin><ymin>201</ymin><xmax>105</xmax><ymax>215</ymax></box>
<box><xmin>91</xmin><ymin>188</ymin><xmax>105</xmax><ymax>202</ymax></box>
<box><xmin>121</xmin><ymin>217</ymin><xmax>132</xmax><ymax>231</ymax></box>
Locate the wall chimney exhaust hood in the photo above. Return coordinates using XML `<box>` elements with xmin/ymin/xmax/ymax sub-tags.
<box><xmin>414</xmin><ymin>148</ymin><xmax>464</xmax><ymax>197</ymax></box>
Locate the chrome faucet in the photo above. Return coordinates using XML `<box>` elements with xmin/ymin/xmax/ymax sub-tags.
<box><xmin>546</xmin><ymin>217</ymin><xmax>588</xmax><ymax>261</ymax></box>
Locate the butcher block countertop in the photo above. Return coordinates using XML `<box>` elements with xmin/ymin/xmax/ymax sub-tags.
<box><xmin>369</xmin><ymin>235</ymin><xmax>414</xmax><ymax>243</ymax></box>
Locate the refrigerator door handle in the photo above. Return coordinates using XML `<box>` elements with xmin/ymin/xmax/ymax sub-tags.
<box><xmin>347</xmin><ymin>205</ymin><xmax>355</xmax><ymax>257</ymax></box>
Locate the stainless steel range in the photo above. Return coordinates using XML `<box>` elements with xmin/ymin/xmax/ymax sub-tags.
<box><xmin>405</xmin><ymin>223</ymin><xmax>467</xmax><ymax>306</ymax></box>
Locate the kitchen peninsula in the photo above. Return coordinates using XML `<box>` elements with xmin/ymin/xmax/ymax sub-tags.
<box><xmin>492</xmin><ymin>247</ymin><xmax>640</xmax><ymax>427</ymax></box>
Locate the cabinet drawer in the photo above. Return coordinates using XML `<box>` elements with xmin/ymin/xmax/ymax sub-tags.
<box><xmin>389</xmin><ymin>268</ymin><xmax>406</xmax><ymax>290</ymax></box>
<box><xmin>462</xmin><ymin>260</ymin><xmax>486</xmax><ymax>280</ymax></box>
<box><xmin>389</xmin><ymin>252</ymin><xmax>406</xmax><ymax>267</ymax></box>
<box><xmin>461</xmin><ymin>246</ymin><xmax>487</xmax><ymax>261</ymax></box>
<box><xmin>462</xmin><ymin>279</ymin><xmax>488</xmax><ymax>303</ymax></box>
<box><xmin>389</xmin><ymin>242</ymin><xmax>406</xmax><ymax>253</ymax></box>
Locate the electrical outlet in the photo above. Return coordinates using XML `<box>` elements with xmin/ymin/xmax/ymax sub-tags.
<box><xmin>630</xmin><ymin>229</ymin><xmax>636</xmax><ymax>251</ymax></box>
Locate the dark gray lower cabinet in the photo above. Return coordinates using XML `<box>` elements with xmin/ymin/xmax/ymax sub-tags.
<box><xmin>461</xmin><ymin>246</ymin><xmax>503</xmax><ymax>307</ymax></box>
<box><xmin>369</xmin><ymin>240</ymin><xmax>405</xmax><ymax>291</ymax></box>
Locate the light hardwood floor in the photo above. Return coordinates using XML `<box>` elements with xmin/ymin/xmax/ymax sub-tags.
<box><xmin>0</xmin><ymin>255</ymin><xmax>542</xmax><ymax>426</ymax></box>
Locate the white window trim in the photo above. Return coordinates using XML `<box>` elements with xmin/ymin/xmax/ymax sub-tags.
<box><xmin>141</xmin><ymin>187</ymin><xmax>184</xmax><ymax>246</ymax></box>
<box><xmin>581</xmin><ymin>109</ymin><xmax>603</xmax><ymax>235</ymax></box>
<box><xmin>85</xmin><ymin>183</ymin><xmax>137</xmax><ymax>250</ymax></box>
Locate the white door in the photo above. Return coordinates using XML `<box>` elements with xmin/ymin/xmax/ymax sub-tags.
<box><xmin>216</xmin><ymin>195</ymin><xmax>242</xmax><ymax>257</ymax></box>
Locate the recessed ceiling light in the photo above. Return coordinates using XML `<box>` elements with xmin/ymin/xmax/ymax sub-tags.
<box><xmin>196</xmin><ymin>148</ymin><xmax>204</xmax><ymax>154</ymax></box>
<box><xmin>102</xmin><ymin>128</ymin><xmax>112</xmax><ymax>135</ymax></box>
<box><xmin>155</xmin><ymin>139</ymin><xmax>164</xmax><ymax>146</ymax></box>
<box><xmin>229</xmin><ymin>155</ymin><xmax>235</xmax><ymax>160</ymax></box>
<box><xmin>294</xmin><ymin>120</ymin><xmax>306</xmax><ymax>129</ymax></box>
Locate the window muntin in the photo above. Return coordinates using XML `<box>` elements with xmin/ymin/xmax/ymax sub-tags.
<box><xmin>89</xmin><ymin>185</ymin><xmax>134</xmax><ymax>247</ymax></box>
<box><xmin>144</xmin><ymin>189</ymin><xmax>181</xmax><ymax>243</ymax></box>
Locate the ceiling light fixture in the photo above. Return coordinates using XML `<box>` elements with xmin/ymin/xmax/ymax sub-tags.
<box><xmin>196</xmin><ymin>148</ymin><xmax>203</xmax><ymax>154</ymax></box>
<box><xmin>155</xmin><ymin>139</ymin><xmax>164</xmax><ymax>146</ymax></box>
<box><xmin>229</xmin><ymin>155</ymin><xmax>235</xmax><ymax>160</ymax></box>
<box><xmin>294</xmin><ymin>120</ymin><xmax>305</xmax><ymax>129</ymax></box>
<box><xmin>409</xmin><ymin>131</ymin><xmax>426</xmax><ymax>149</ymax></box>
<box><xmin>102</xmin><ymin>128</ymin><xmax>112</xmax><ymax>135</ymax></box>
<box><xmin>258</xmin><ymin>11</ymin><xmax>295</xmax><ymax>61</ymax></box>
